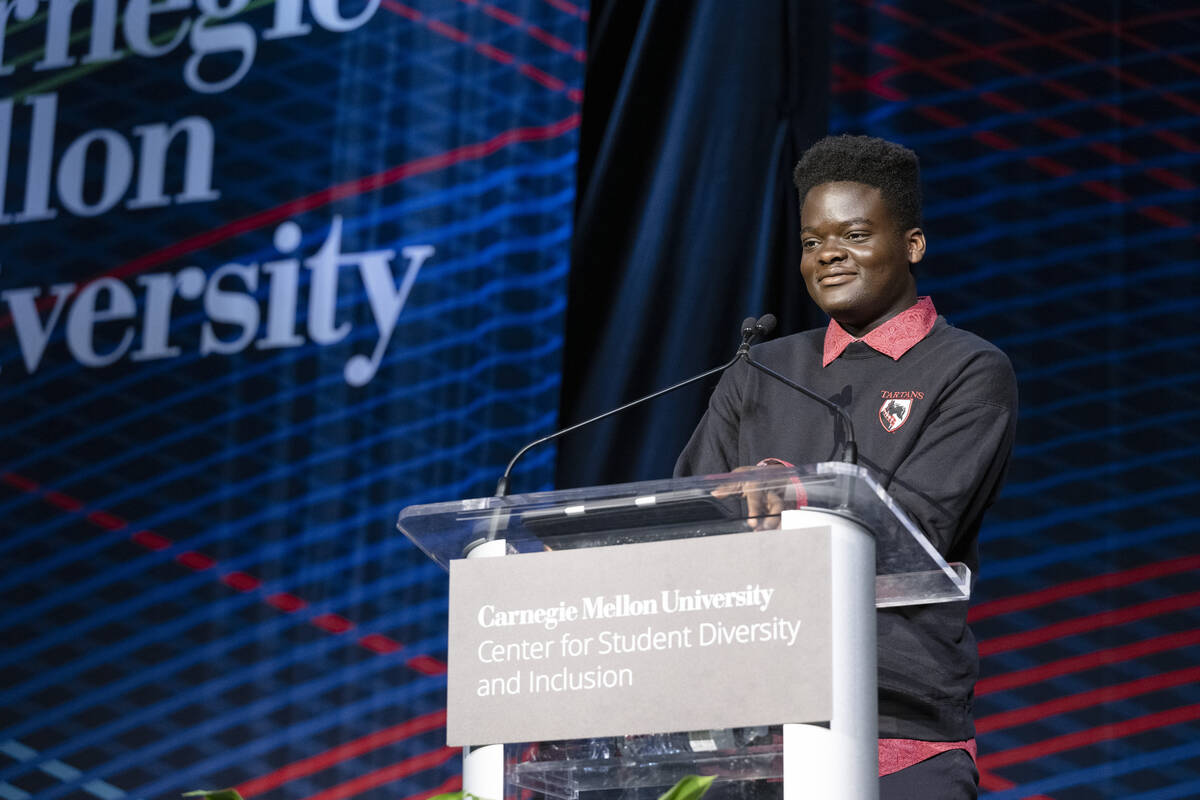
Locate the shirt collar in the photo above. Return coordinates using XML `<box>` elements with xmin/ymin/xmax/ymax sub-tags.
<box><xmin>822</xmin><ymin>296</ymin><xmax>938</xmax><ymax>367</ymax></box>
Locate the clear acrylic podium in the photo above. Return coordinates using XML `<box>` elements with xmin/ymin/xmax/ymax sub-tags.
<box><xmin>397</xmin><ymin>463</ymin><xmax>971</xmax><ymax>800</ymax></box>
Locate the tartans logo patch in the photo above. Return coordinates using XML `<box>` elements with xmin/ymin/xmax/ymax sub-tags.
<box><xmin>879</xmin><ymin>390</ymin><xmax>924</xmax><ymax>433</ymax></box>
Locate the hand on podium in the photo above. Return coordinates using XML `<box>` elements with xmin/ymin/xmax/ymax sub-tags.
<box><xmin>710</xmin><ymin>464</ymin><xmax>795</xmax><ymax>531</ymax></box>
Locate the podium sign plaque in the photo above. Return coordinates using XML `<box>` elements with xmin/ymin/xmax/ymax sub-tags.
<box><xmin>446</xmin><ymin>529</ymin><xmax>833</xmax><ymax>745</ymax></box>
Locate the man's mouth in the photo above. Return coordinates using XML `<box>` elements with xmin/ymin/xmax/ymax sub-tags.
<box><xmin>818</xmin><ymin>270</ymin><xmax>857</xmax><ymax>286</ymax></box>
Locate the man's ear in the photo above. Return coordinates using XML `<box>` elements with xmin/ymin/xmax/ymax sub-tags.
<box><xmin>906</xmin><ymin>227</ymin><xmax>926</xmax><ymax>265</ymax></box>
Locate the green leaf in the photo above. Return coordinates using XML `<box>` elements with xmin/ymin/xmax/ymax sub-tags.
<box><xmin>182</xmin><ymin>791</ymin><xmax>244</xmax><ymax>800</ymax></box>
<box><xmin>428</xmin><ymin>792</ymin><xmax>494</xmax><ymax>800</ymax></box>
<box><xmin>657</xmin><ymin>774</ymin><xmax>715</xmax><ymax>800</ymax></box>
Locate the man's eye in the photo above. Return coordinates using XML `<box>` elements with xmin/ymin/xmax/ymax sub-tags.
<box><xmin>803</xmin><ymin>239</ymin><xmax>819</xmax><ymax>249</ymax></box>
<box><xmin>847</xmin><ymin>232</ymin><xmax>869</xmax><ymax>241</ymax></box>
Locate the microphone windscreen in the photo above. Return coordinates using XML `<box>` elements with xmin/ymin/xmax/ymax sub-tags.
<box><xmin>741</xmin><ymin>316</ymin><xmax>758</xmax><ymax>337</ymax></box>
<box><xmin>755</xmin><ymin>314</ymin><xmax>777</xmax><ymax>338</ymax></box>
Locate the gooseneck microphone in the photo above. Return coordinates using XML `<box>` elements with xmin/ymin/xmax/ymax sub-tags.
<box><xmin>740</xmin><ymin>314</ymin><xmax>858</xmax><ymax>465</ymax></box>
<box><xmin>754</xmin><ymin>313</ymin><xmax>777</xmax><ymax>340</ymax></box>
<box><xmin>495</xmin><ymin>314</ymin><xmax>859</xmax><ymax>499</ymax></box>
<box><xmin>495</xmin><ymin>317</ymin><xmax>764</xmax><ymax>497</ymax></box>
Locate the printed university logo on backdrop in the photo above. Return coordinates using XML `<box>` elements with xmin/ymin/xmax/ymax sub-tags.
<box><xmin>2</xmin><ymin>0</ymin><xmax>385</xmax><ymax>223</ymax></box>
<box><xmin>2</xmin><ymin>217</ymin><xmax>434</xmax><ymax>386</ymax></box>
<box><xmin>1</xmin><ymin>0</ymin><xmax>439</xmax><ymax>386</ymax></box>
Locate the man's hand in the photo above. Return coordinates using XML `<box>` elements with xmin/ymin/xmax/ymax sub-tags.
<box><xmin>710</xmin><ymin>465</ymin><xmax>789</xmax><ymax>530</ymax></box>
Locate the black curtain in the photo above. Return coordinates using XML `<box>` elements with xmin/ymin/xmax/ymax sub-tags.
<box><xmin>556</xmin><ymin>0</ymin><xmax>833</xmax><ymax>489</ymax></box>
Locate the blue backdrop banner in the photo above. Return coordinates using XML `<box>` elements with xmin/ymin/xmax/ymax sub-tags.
<box><xmin>1</xmin><ymin>1</ymin><xmax>584</xmax><ymax>798</ymax></box>
<box><xmin>5</xmin><ymin>1</ymin><xmax>1200</xmax><ymax>799</ymax></box>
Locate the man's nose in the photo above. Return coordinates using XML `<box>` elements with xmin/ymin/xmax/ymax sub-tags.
<box><xmin>817</xmin><ymin>240</ymin><xmax>846</xmax><ymax>263</ymax></box>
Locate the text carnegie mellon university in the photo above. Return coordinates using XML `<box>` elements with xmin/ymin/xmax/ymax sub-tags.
<box><xmin>476</xmin><ymin>585</ymin><xmax>778</xmax><ymax>632</ymax></box>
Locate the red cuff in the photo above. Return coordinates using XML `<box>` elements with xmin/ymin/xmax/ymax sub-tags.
<box><xmin>879</xmin><ymin>738</ymin><xmax>977</xmax><ymax>777</ymax></box>
<box><xmin>754</xmin><ymin>458</ymin><xmax>807</xmax><ymax>507</ymax></box>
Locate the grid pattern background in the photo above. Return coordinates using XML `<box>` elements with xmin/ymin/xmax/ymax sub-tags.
<box><xmin>1</xmin><ymin>1</ymin><xmax>585</xmax><ymax>799</ymax></box>
<box><xmin>830</xmin><ymin>1</ymin><xmax>1200</xmax><ymax>797</ymax></box>
<box><xmin>3</xmin><ymin>1</ymin><xmax>1200</xmax><ymax>799</ymax></box>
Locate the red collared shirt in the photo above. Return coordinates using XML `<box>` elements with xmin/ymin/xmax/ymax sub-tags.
<box><xmin>822</xmin><ymin>296</ymin><xmax>939</xmax><ymax>367</ymax></box>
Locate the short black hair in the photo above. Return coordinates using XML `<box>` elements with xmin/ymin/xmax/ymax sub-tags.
<box><xmin>792</xmin><ymin>135</ymin><xmax>922</xmax><ymax>231</ymax></box>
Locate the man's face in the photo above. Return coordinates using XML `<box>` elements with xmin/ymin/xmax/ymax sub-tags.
<box><xmin>799</xmin><ymin>181</ymin><xmax>925</xmax><ymax>337</ymax></box>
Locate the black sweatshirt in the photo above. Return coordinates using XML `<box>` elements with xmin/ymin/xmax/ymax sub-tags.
<box><xmin>674</xmin><ymin>315</ymin><xmax>1018</xmax><ymax>740</ymax></box>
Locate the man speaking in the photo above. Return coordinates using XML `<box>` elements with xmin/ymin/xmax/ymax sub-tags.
<box><xmin>675</xmin><ymin>135</ymin><xmax>1018</xmax><ymax>799</ymax></box>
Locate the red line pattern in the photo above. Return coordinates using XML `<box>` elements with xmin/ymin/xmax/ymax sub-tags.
<box><xmin>43</xmin><ymin>490</ymin><xmax>83</xmax><ymax>511</ymax></box>
<box><xmin>978</xmin><ymin>628</ymin><xmax>1200</xmax><ymax>696</ymax></box>
<box><xmin>977</xmin><ymin>767</ymin><xmax>1055</xmax><ymax>798</ymax></box>
<box><xmin>176</xmin><ymin>551</ymin><xmax>217</xmax><ymax>571</ymax></box>
<box><xmin>977</xmin><ymin>665</ymin><xmax>1200</xmax><ymax>734</ymax></box>
<box><xmin>978</xmin><ymin>590</ymin><xmax>1200</xmax><ymax>657</ymax></box>
<box><xmin>965</xmin><ymin>551</ymin><xmax>1200</xmax><ymax>788</ymax></box>
<box><xmin>458</xmin><ymin>0</ymin><xmax>587</xmax><ymax>63</ymax></box>
<box><xmin>1</xmin><ymin>470</ymin><xmax>447</xmax><ymax>673</ymax></box>
<box><xmin>980</xmin><ymin>704</ymin><xmax>1200</xmax><ymax>770</ymax></box>
<box><xmin>131</xmin><ymin>530</ymin><xmax>171</xmax><ymax>550</ymax></box>
<box><xmin>312</xmin><ymin>612</ymin><xmax>356</xmax><ymax>634</ymax></box>
<box><xmin>970</xmin><ymin>555</ymin><xmax>1200</xmax><ymax>621</ymax></box>
<box><xmin>237</xmin><ymin>710</ymin><xmax>446</xmax><ymax>797</ymax></box>
<box><xmin>113</xmin><ymin>111</ymin><xmax>578</xmax><ymax>286</ymax></box>
<box><xmin>541</xmin><ymin>0</ymin><xmax>587</xmax><ymax>23</ymax></box>
<box><xmin>839</xmin><ymin>1</ymin><xmax>1197</xmax><ymax>230</ymax></box>
<box><xmin>222</xmin><ymin>571</ymin><xmax>261</xmax><ymax>592</ymax></box>
<box><xmin>267</xmin><ymin>592</ymin><xmax>308</xmax><ymax>613</ymax></box>
<box><xmin>360</xmin><ymin>632</ymin><xmax>403</xmax><ymax>654</ymax></box>
<box><xmin>1050</xmin><ymin>1</ymin><xmax>1200</xmax><ymax>78</ymax></box>
<box><xmin>1</xmin><ymin>472</ymin><xmax>38</xmax><ymax>491</ymax></box>
<box><xmin>407</xmin><ymin>654</ymin><xmax>451</xmax><ymax>676</ymax></box>
<box><xmin>0</xmin><ymin>112</ymin><xmax>580</xmax><ymax>330</ymax></box>
<box><xmin>947</xmin><ymin>0</ymin><xmax>1200</xmax><ymax>118</ymax></box>
<box><xmin>921</xmin><ymin>7</ymin><xmax>1200</xmax><ymax>75</ymax></box>
<box><xmin>297</xmin><ymin>746</ymin><xmax>459</xmax><ymax>800</ymax></box>
<box><xmin>382</xmin><ymin>0</ymin><xmax>584</xmax><ymax>101</ymax></box>
<box><xmin>86</xmin><ymin>510</ymin><xmax>127</xmax><ymax>531</ymax></box>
